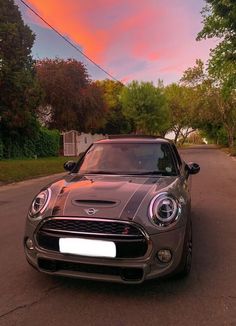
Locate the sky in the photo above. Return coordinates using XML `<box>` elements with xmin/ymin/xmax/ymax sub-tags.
<box><xmin>15</xmin><ymin>0</ymin><xmax>217</xmax><ymax>85</ymax></box>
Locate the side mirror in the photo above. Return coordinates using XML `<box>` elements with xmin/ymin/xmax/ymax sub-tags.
<box><xmin>187</xmin><ymin>162</ymin><xmax>200</xmax><ymax>175</ymax></box>
<box><xmin>63</xmin><ymin>160</ymin><xmax>77</xmax><ymax>172</ymax></box>
<box><xmin>78</xmin><ymin>152</ymin><xmax>85</xmax><ymax>160</ymax></box>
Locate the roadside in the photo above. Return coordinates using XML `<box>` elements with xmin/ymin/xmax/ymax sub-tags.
<box><xmin>0</xmin><ymin>156</ymin><xmax>75</xmax><ymax>186</ymax></box>
<box><xmin>1</xmin><ymin>144</ymin><xmax>234</xmax><ymax>186</ymax></box>
<box><xmin>219</xmin><ymin>146</ymin><xmax>236</xmax><ymax>156</ymax></box>
<box><xmin>0</xmin><ymin>171</ymin><xmax>66</xmax><ymax>192</ymax></box>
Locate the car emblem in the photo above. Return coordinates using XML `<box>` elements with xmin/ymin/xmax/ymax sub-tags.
<box><xmin>84</xmin><ymin>208</ymin><xmax>99</xmax><ymax>215</ymax></box>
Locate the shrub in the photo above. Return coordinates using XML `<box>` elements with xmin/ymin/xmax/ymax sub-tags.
<box><xmin>229</xmin><ymin>147</ymin><xmax>236</xmax><ymax>156</ymax></box>
<box><xmin>36</xmin><ymin>128</ymin><xmax>60</xmax><ymax>157</ymax></box>
<box><xmin>216</xmin><ymin>127</ymin><xmax>228</xmax><ymax>146</ymax></box>
<box><xmin>0</xmin><ymin>128</ymin><xmax>60</xmax><ymax>159</ymax></box>
<box><xmin>0</xmin><ymin>137</ymin><xmax>3</xmax><ymax>160</ymax></box>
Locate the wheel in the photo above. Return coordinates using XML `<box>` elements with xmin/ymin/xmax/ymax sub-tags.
<box><xmin>176</xmin><ymin>220</ymin><xmax>192</xmax><ymax>278</ymax></box>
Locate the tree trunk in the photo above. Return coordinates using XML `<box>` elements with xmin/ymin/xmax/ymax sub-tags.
<box><xmin>225</xmin><ymin>125</ymin><xmax>235</xmax><ymax>148</ymax></box>
<box><xmin>174</xmin><ymin>126</ymin><xmax>181</xmax><ymax>144</ymax></box>
<box><xmin>228</xmin><ymin>132</ymin><xmax>234</xmax><ymax>148</ymax></box>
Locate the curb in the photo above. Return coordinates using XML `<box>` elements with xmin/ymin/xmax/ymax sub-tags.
<box><xmin>0</xmin><ymin>172</ymin><xmax>66</xmax><ymax>190</ymax></box>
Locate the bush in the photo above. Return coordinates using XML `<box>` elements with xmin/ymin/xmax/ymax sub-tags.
<box><xmin>229</xmin><ymin>147</ymin><xmax>236</xmax><ymax>156</ymax></box>
<box><xmin>36</xmin><ymin>128</ymin><xmax>60</xmax><ymax>157</ymax></box>
<box><xmin>216</xmin><ymin>127</ymin><xmax>228</xmax><ymax>146</ymax></box>
<box><xmin>0</xmin><ymin>128</ymin><xmax>60</xmax><ymax>159</ymax></box>
<box><xmin>0</xmin><ymin>137</ymin><xmax>3</xmax><ymax>160</ymax></box>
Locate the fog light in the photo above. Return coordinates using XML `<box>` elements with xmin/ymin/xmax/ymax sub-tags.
<box><xmin>26</xmin><ymin>238</ymin><xmax>34</xmax><ymax>250</ymax></box>
<box><xmin>157</xmin><ymin>249</ymin><xmax>172</xmax><ymax>263</ymax></box>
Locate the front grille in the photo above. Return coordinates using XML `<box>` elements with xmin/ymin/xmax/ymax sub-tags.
<box><xmin>36</xmin><ymin>218</ymin><xmax>148</xmax><ymax>259</ymax></box>
<box><xmin>40</xmin><ymin>218</ymin><xmax>142</xmax><ymax>237</ymax></box>
<box><xmin>37</xmin><ymin>232</ymin><xmax>147</xmax><ymax>258</ymax></box>
<box><xmin>38</xmin><ymin>258</ymin><xmax>143</xmax><ymax>282</ymax></box>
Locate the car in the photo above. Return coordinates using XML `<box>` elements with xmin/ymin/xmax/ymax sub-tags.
<box><xmin>24</xmin><ymin>135</ymin><xmax>200</xmax><ymax>284</ymax></box>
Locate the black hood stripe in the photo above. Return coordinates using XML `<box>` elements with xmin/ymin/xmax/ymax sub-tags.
<box><xmin>119</xmin><ymin>178</ymin><xmax>158</xmax><ymax>220</ymax></box>
<box><xmin>52</xmin><ymin>186</ymin><xmax>70</xmax><ymax>216</ymax></box>
<box><xmin>52</xmin><ymin>176</ymin><xmax>85</xmax><ymax>216</ymax></box>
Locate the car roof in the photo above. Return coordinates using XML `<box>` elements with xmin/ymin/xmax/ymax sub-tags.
<box><xmin>95</xmin><ymin>135</ymin><xmax>172</xmax><ymax>144</ymax></box>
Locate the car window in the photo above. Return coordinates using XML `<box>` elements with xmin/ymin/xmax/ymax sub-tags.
<box><xmin>171</xmin><ymin>143</ymin><xmax>182</xmax><ymax>169</ymax></box>
<box><xmin>78</xmin><ymin>143</ymin><xmax>178</xmax><ymax>175</ymax></box>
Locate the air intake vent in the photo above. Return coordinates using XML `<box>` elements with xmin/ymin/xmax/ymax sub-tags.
<box><xmin>72</xmin><ymin>199</ymin><xmax>118</xmax><ymax>207</ymax></box>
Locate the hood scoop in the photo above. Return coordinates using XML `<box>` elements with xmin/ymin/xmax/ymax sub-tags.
<box><xmin>72</xmin><ymin>199</ymin><xmax>119</xmax><ymax>208</ymax></box>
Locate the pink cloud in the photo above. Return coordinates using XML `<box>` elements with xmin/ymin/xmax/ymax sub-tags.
<box><xmin>24</xmin><ymin>0</ymin><xmax>215</xmax><ymax>82</ymax></box>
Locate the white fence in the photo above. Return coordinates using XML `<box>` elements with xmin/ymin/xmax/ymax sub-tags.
<box><xmin>62</xmin><ymin>131</ymin><xmax>106</xmax><ymax>156</ymax></box>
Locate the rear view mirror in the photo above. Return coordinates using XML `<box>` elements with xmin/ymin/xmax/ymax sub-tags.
<box><xmin>63</xmin><ymin>161</ymin><xmax>77</xmax><ymax>172</ymax></box>
<box><xmin>187</xmin><ymin>162</ymin><xmax>200</xmax><ymax>175</ymax></box>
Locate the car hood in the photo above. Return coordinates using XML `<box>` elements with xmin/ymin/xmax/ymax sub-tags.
<box><xmin>49</xmin><ymin>174</ymin><xmax>179</xmax><ymax>221</ymax></box>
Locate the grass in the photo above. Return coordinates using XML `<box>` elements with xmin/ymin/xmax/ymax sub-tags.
<box><xmin>177</xmin><ymin>143</ymin><xmax>195</xmax><ymax>149</ymax></box>
<box><xmin>0</xmin><ymin>156</ymin><xmax>77</xmax><ymax>184</ymax></box>
<box><xmin>220</xmin><ymin>147</ymin><xmax>236</xmax><ymax>156</ymax></box>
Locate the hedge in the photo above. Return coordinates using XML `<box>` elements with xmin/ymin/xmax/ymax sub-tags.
<box><xmin>0</xmin><ymin>138</ymin><xmax>3</xmax><ymax>159</ymax></box>
<box><xmin>0</xmin><ymin>128</ymin><xmax>60</xmax><ymax>159</ymax></box>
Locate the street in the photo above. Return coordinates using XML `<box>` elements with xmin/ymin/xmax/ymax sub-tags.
<box><xmin>0</xmin><ymin>146</ymin><xmax>235</xmax><ymax>326</ymax></box>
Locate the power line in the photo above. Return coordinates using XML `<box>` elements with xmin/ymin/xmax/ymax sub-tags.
<box><xmin>19</xmin><ymin>0</ymin><xmax>121</xmax><ymax>83</ymax></box>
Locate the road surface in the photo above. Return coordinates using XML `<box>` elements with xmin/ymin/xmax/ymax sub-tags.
<box><xmin>0</xmin><ymin>146</ymin><xmax>235</xmax><ymax>326</ymax></box>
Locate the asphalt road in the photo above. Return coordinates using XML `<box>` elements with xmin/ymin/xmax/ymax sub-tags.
<box><xmin>0</xmin><ymin>146</ymin><xmax>235</xmax><ymax>326</ymax></box>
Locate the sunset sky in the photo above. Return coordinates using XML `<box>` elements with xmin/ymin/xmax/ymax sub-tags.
<box><xmin>15</xmin><ymin>0</ymin><xmax>217</xmax><ymax>84</ymax></box>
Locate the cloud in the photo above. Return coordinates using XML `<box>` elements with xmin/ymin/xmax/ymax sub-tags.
<box><xmin>21</xmin><ymin>0</ymin><xmax>215</xmax><ymax>83</ymax></box>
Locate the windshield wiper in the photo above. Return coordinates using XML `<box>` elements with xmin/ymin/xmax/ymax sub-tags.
<box><xmin>84</xmin><ymin>170</ymin><xmax>120</xmax><ymax>175</ymax></box>
<box><xmin>126</xmin><ymin>171</ymin><xmax>163</xmax><ymax>175</ymax></box>
<box><xmin>80</xmin><ymin>170</ymin><xmax>176</xmax><ymax>176</ymax></box>
<box><xmin>129</xmin><ymin>171</ymin><xmax>176</xmax><ymax>176</ymax></box>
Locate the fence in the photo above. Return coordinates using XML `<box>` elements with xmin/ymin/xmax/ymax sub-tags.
<box><xmin>62</xmin><ymin>131</ymin><xmax>106</xmax><ymax>156</ymax></box>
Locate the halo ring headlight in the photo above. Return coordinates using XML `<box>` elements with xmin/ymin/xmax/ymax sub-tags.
<box><xmin>30</xmin><ymin>188</ymin><xmax>51</xmax><ymax>217</ymax></box>
<box><xmin>149</xmin><ymin>192</ymin><xmax>181</xmax><ymax>227</ymax></box>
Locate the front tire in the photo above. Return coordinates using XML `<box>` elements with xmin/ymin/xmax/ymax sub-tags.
<box><xmin>176</xmin><ymin>220</ymin><xmax>192</xmax><ymax>278</ymax></box>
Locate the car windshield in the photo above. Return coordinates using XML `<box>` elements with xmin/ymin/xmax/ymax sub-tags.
<box><xmin>77</xmin><ymin>143</ymin><xmax>178</xmax><ymax>176</ymax></box>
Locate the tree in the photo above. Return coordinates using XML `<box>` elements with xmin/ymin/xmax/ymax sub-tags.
<box><xmin>120</xmin><ymin>81</ymin><xmax>170</xmax><ymax>135</ymax></box>
<box><xmin>197</xmin><ymin>0</ymin><xmax>236</xmax><ymax>90</ymax></box>
<box><xmin>165</xmin><ymin>84</ymin><xmax>196</xmax><ymax>143</ymax></box>
<box><xmin>36</xmin><ymin>58</ymin><xmax>106</xmax><ymax>132</ymax></box>
<box><xmin>79</xmin><ymin>82</ymin><xmax>107</xmax><ymax>133</ymax></box>
<box><xmin>96</xmin><ymin>79</ymin><xmax>133</xmax><ymax>134</ymax></box>
<box><xmin>199</xmin><ymin>122</ymin><xmax>228</xmax><ymax>145</ymax></box>
<box><xmin>181</xmin><ymin>59</ymin><xmax>236</xmax><ymax>148</ymax></box>
<box><xmin>0</xmin><ymin>0</ymin><xmax>41</xmax><ymax>137</ymax></box>
<box><xmin>36</xmin><ymin>58</ymin><xmax>89</xmax><ymax>131</ymax></box>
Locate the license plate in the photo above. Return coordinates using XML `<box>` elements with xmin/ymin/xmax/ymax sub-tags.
<box><xmin>59</xmin><ymin>237</ymin><xmax>116</xmax><ymax>258</ymax></box>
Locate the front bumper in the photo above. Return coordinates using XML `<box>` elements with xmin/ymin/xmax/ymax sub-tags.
<box><xmin>24</xmin><ymin>218</ymin><xmax>186</xmax><ymax>284</ymax></box>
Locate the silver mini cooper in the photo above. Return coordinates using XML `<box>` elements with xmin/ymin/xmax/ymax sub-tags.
<box><xmin>24</xmin><ymin>136</ymin><xmax>200</xmax><ymax>284</ymax></box>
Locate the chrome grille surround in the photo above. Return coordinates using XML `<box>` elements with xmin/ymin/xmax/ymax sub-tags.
<box><xmin>35</xmin><ymin>217</ymin><xmax>150</xmax><ymax>259</ymax></box>
<box><xmin>37</xmin><ymin>217</ymin><xmax>148</xmax><ymax>239</ymax></box>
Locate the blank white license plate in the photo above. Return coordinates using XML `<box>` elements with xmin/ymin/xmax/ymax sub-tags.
<box><xmin>59</xmin><ymin>238</ymin><xmax>116</xmax><ymax>258</ymax></box>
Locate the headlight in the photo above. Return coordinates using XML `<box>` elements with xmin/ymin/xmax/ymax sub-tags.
<box><xmin>149</xmin><ymin>193</ymin><xmax>181</xmax><ymax>227</ymax></box>
<box><xmin>30</xmin><ymin>189</ymin><xmax>51</xmax><ymax>216</ymax></box>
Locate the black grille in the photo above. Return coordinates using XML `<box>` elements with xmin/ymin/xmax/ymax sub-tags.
<box><xmin>36</xmin><ymin>232</ymin><xmax>147</xmax><ymax>258</ymax></box>
<box><xmin>38</xmin><ymin>258</ymin><xmax>143</xmax><ymax>282</ymax></box>
<box><xmin>40</xmin><ymin>219</ymin><xmax>142</xmax><ymax>237</ymax></box>
<box><xmin>36</xmin><ymin>218</ymin><xmax>148</xmax><ymax>259</ymax></box>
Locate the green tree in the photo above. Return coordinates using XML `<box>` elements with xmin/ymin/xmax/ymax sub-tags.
<box><xmin>165</xmin><ymin>84</ymin><xmax>196</xmax><ymax>143</ymax></box>
<box><xmin>181</xmin><ymin>59</ymin><xmax>236</xmax><ymax>148</ymax></box>
<box><xmin>0</xmin><ymin>0</ymin><xmax>41</xmax><ymax>137</ymax></box>
<box><xmin>197</xmin><ymin>0</ymin><xmax>236</xmax><ymax>90</ymax></box>
<box><xmin>199</xmin><ymin>122</ymin><xmax>228</xmax><ymax>145</ymax></box>
<box><xmin>96</xmin><ymin>79</ymin><xmax>133</xmax><ymax>134</ymax></box>
<box><xmin>120</xmin><ymin>81</ymin><xmax>170</xmax><ymax>135</ymax></box>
